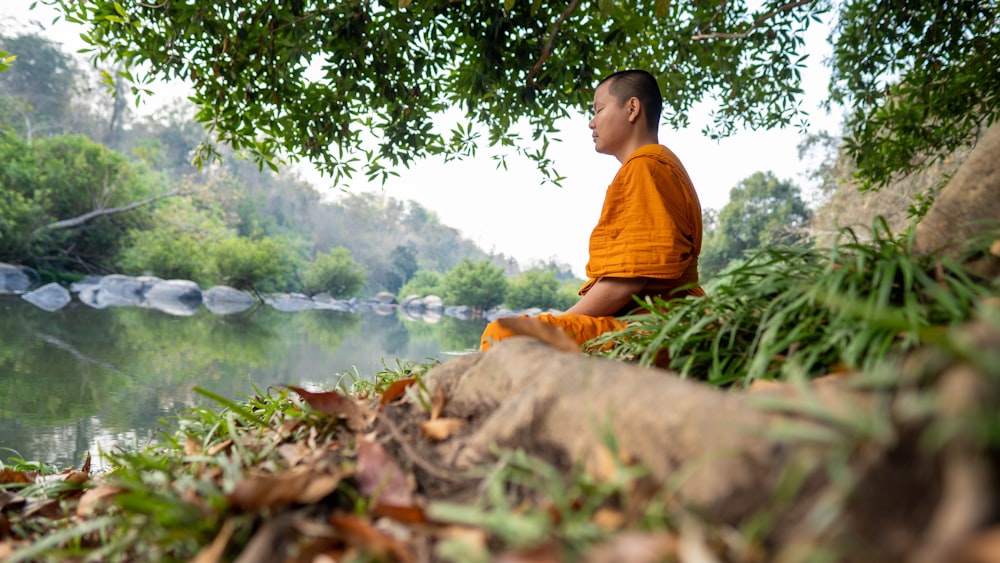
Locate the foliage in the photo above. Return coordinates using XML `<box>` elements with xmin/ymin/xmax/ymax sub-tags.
<box><xmin>117</xmin><ymin>225</ymin><xmax>213</xmax><ymax>281</ymax></box>
<box><xmin>504</xmin><ymin>269</ymin><xmax>577</xmax><ymax>311</ymax></box>
<box><xmin>830</xmin><ymin>0</ymin><xmax>1000</xmax><ymax>189</ymax></box>
<box><xmin>50</xmin><ymin>0</ymin><xmax>832</xmax><ymax>184</ymax></box>
<box><xmin>211</xmin><ymin>236</ymin><xmax>303</xmax><ymax>292</ymax></box>
<box><xmin>397</xmin><ymin>269</ymin><xmax>446</xmax><ymax>300</ymax></box>
<box><xmin>301</xmin><ymin>247</ymin><xmax>368</xmax><ymax>298</ymax></box>
<box><xmin>700</xmin><ymin>171</ymin><xmax>813</xmax><ymax>277</ymax></box>
<box><xmin>0</xmin><ymin>32</ymin><xmax>81</xmax><ymax>139</ymax></box>
<box><xmin>442</xmin><ymin>259</ymin><xmax>508</xmax><ymax>312</ymax></box>
<box><xmin>0</xmin><ymin>132</ymin><xmax>160</xmax><ymax>272</ymax></box>
<box><xmin>591</xmin><ymin>218</ymin><xmax>994</xmax><ymax>386</ymax></box>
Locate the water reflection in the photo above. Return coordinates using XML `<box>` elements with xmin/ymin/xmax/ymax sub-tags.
<box><xmin>0</xmin><ymin>296</ymin><xmax>485</xmax><ymax>469</ymax></box>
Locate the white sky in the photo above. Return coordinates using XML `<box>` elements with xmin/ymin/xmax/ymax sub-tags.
<box><xmin>3</xmin><ymin>3</ymin><xmax>843</xmax><ymax>278</ymax></box>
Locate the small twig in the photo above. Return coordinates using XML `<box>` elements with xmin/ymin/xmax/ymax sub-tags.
<box><xmin>691</xmin><ymin>0</ymin><xmax>815</xmax><ymax>41</ymax></box>
<box><xmin>527</xmin><ymin>0</ymin><xmax>583</xmax><ymax>86</ymax></box>
<box><xmin>378</xmin><ymin>415</ymin><xmax>464</xmax><ymax>483</ymax></box>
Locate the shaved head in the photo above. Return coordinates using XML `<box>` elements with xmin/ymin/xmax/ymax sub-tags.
<box><xmin>598</xmin><ymin>70</ymin><xmax>663</xmax><ymax>132</ymax></box>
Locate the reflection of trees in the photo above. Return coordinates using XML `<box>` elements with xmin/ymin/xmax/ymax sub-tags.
<box><xmin>0</xmin><ymin>297</ymin><xmax>486</xmax><ymax>468</ymax></box>
<box><xmin>401</xmin><ymin>316</ymin><xmax>487</xmax><ymax>353</ymax></box>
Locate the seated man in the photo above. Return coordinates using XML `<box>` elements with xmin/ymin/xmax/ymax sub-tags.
<box><xmin>480</xmin><ymin>69</ymin><xmax>704</xmax><ymax>351</ymax></box>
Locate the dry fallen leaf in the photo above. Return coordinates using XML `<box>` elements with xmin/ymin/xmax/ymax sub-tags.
<box><xmin>592</xmin><ymin>507</ymin><xmax>626</xmax><ymax>531</ymax></box>
<box><xmin>356</xmin><ymin>433</ymin><xmax>414</xmax><ymax>507</ymax></box>
<box><xmin>287</xmin><ymin>386</ymin><xmax>367</xmax><ymax>430</ymax></box>
<box><xmin>76</xmin><ymin>485</ymin><xmax>123</xmax><ymax>517</ymax></box>
<box><xmin>380</xmin><ymin>377</ymin><xmax>417</xmax><ymax>407</ymax></box>
<box><xmin>0</xmin><ymin>469</ymin><xmax>32</xmax><ymax>485</ymax></box>
<box><xmin>207</xmin><ymin>439</ymin><xmax>234</xmax><ymax>456</ymax></box>
<box><xmin>329</xmin><ymin>512</ymin><xmax>414</xmax><ymax>563</ymax></box>
<box><xmin>419</xmin><ymin>418</ymin><xmax>466</xmax><ymax>442</ymax></box>
<box><xmin>185</xmin><ymin>436</ymin><xmax>202</xmax><ymax>456</ymax></box>
<box><xmin>228</xmin><ymin>467</ymin><xmax>344</xmax><ymax>511</ymax></box>
<box><xmin>430</xmin><ymin>385</ymin><xmax>447</xmax><ymax>421</ymax></box>
<box><xmin>191</xmin><ymin>519</ymin><xmax>235</xmax><ymax>563</ymax></box>
<box><xmin>584</xmin><ymin>531</ymin><xmax>679</xmax><ymax>563</ymax></box>
<box><xmin>495</xmin><ymin>317</ymin><xmax>581</xmax><ymax>353</ymax></box>
<box><xmin>372</xmin><ymin>503</ymin><xmax>427</xmax><ymax>524</ymax></box>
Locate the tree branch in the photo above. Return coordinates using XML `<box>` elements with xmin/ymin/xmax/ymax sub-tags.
<box><xmin>691</xmin><ymin>0</ymin><xmax>815</xmax><ymax>41</ymax></box>
<box><xmin>527</xmin><ymin>0</ymin><xmax>583</xmax><ymax>87</ymax></box>
<box><xmin>34</xmin><ymin>190</ymin><xmax>188</xmax><ymax>234</ymax></box>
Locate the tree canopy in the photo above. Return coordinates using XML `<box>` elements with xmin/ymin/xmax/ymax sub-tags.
<box><xmin>39</xmin><ymin>0</ymin><xmax>997</xmax><ymax>187</ymax></box>
<box><xmin>700</xmin><ymin>171</ymin><xmax>812</xmax><ymax>277</ymax></box>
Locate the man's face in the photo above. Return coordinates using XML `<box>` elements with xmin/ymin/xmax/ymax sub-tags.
<box><xmin>588</xmin><ymin>81</ymin><xmax>630</xmax><ymax>157</ymax></box>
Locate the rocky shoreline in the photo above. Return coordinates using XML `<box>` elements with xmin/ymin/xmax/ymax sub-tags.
<box><xmin>0</xmin><ymin>262</ymin><xmax>550</xmax><ymax>323</ymax></box>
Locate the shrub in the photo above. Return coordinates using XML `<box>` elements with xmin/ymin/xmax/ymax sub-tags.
<box><xmin>505</xmin><ymin>269</ymin><xmax>577</xmax><ymax>311</ymax></box>
<box><xmin>442</xmin><ymin>259</ymin><xmax>507</xmax><ymax>312</ymax></box>
<box><xmin>301</xmin><ymin>247</ymin><xmax>367</xmax><ymax>298</ymax></box>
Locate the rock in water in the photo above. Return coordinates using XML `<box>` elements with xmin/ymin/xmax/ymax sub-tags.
<box><xmin>203</xmin><ymin>285</ymin><xmax>256</xmax><ymax>315</ymax></box>
<box><xmin>21</xmin><ymin>283</ymin><xmax>72</xmax><ymax>312</ymax></box>
<box><xmin>145</xmin><ymin>279</ymin><xmax>203</xmax><ymax>316</ymax></box>
<box><xmin>0</xmin><ymin>262</ymin><xmax>35</xmax><ymax>294</ymax></box>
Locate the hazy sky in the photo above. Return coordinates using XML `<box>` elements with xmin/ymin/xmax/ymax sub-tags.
<box><xmin>3</xmin><ymin>4</ymin><xmax>842</xmax><ymax>278</ymax></box>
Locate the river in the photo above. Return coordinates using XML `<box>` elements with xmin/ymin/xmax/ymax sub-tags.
<box><xmin>0</xmin><ymin>295</ymin><xmax>486</xmax><ymax>470</ymax></box>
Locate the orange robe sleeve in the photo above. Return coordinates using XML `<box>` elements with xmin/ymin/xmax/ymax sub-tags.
<box><xmin>579</xmin><ymin>144</ymin><xmax>703</xmax><ymax>298</ymax></box>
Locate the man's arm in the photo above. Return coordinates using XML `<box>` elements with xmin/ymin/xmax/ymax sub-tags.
<box><xmin>564</xmin><ymin>277</ymin><xmax>648</xmax><ymax>316</ymax></box>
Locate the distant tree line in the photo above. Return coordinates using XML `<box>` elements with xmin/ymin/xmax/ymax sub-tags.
<box><xmin>0</xmin><ymin>30</ymin><xmax>587</xmax><ymax>311</ymax></box>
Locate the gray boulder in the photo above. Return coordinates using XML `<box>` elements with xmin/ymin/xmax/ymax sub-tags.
<box><xmin>69</xmin><ymin>276</ymin><xmax>103</xmax><ymax>293</ymax></box>
<box><xmin>93</xmin><ymin>274</ymin><xmax>155</xmax><ymax>307</ymax></box>
<box><xmin>145</xmin><ymin>279</ymin><xmax>203</xmax><ymax>316</ymax></box>
<box><xmin>203</xmin><ymin>285</ymin><xmax>256</xmax><ymax>315</ymax></box>
<box><xmin>0</xmin><ymin>263</ymin><xmax>36</xmax><ymax>294</ymax></box>
<box><xmin>266</xmin><ymin>293</ymin><xmax>314</xmax><ymax>312</ymax></box>
<box><xmin>21</xmin><ymin>282</ymin><xmax>71</xmax><ymax>312</ymax></box>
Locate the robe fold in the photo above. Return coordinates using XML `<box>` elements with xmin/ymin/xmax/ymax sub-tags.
<box><xmin>480</xmin><ymin>144</ymin><xmax>705</xmax><ymax>352</ymax></box>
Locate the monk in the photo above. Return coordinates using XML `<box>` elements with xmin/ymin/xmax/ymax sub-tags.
<box><xmin>480</xmin><ymin>69</ymin><xmax>705</xmax><ymax>351</ymax></box>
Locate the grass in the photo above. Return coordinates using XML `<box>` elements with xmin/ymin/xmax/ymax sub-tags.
<box><xmin>589</xmin><ymin>219</ymin><xmax>995</xmax><ymax>386</ymax></box>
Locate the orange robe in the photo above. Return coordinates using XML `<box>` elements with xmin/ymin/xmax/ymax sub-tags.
<box><xmin>480</xmin><ymin>144</ymin><xmax>705</xmax><ymax>352</ymax></box>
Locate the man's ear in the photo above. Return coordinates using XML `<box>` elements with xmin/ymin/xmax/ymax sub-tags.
<box><xmin>627</xmin><ymin>97</ymin><xmax>641</xmax><ymax>124</ymax></box>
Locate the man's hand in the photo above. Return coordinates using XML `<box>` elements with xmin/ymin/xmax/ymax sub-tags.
<box><xmin>564</xmin><ymin>277</ymin><xmax>647</xmax><ymax>316</ymax></box>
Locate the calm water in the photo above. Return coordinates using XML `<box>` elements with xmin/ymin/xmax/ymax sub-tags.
<box><xmin>0</xmin><ymin>295</ymin><xmax>486</xmax><ymax>469</ymax></box>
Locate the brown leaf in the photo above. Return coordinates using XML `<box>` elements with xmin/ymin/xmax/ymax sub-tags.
<box><xmin>76</xmin><ymin>485</ymin><xmax>123</xmax><ymax>517</ymax></box>
<box><xmin>228</xmin><ymin>467</ymin><xmax>343</xmax><ymax>511</ymax></box>
<box><xmin>0</xmin><ymin>491</ymin><xmax>24</xmax><ymax>513</ymax></box>
<box><xmin>79</xmin><ymin>453</ymin><xmax>91</xmax><ymax>474</ymax></box>
<box><xmin>430</xmin><ymin>385</ymin><xmax>447</xmax><ymax>420</ymax></box>
<box><xmin>496</xmin><ymin>317</ymin><xmax>581</xmax><ymax>353</ymax></box>
<box><xmin>495</xmin><ymin>541</ymin><xmax>563</xmax><ymax>563</ymax></box>
<box><xmin>0</xmin><ymin>469</ymin><xmax>32</xmax><ymax>485</ymax></box>
<box><xmin>185</xmin><ymin>436</ymin><xmax>203</xmax><ymax>456</ymax></box>
<box><xmin>592</xmin><ymin>507</ymin><xmax>625</xmax><ymax>531</ymax></box>
<box><xmin>191</xmin><ymin>519</ymin><xmax>235</xmax><ymax>563</ymax></box>
<box><xmin>356</xmin><ymin>433</ymin><xmax>413</xmax><ymax>507</ymax></box>
<box><xmin>329</xmin><ymin>512</ymin><xmax>413</xmax><ymax>563</ymax></box>
<box><xmin>419</xmin><ymin>418</ymin><xmax>465</xmax><ymax>442</ymax></box>
<box><xmin>207</xmin><ymin>439</ymin><xmax>234</xmax><ymax>456</ymax></box>
<box><xmin>288</xmin><ymin>386</ymin><xmax>366</xmax><ymax>430</ymax></box>
<box><xmin>584</xmin><ymin>531</ymin><xmax>679</xmax><ymax>563</ymax></box>
<box><xmin>380</xmin><ymin>377</ymin><xmax>417</xmax><ymax>407</ymax></box>
<box><xmin>371</xmin><ymin>503</ymin><xmax>427</xmax><ymax>524</ymax></box>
